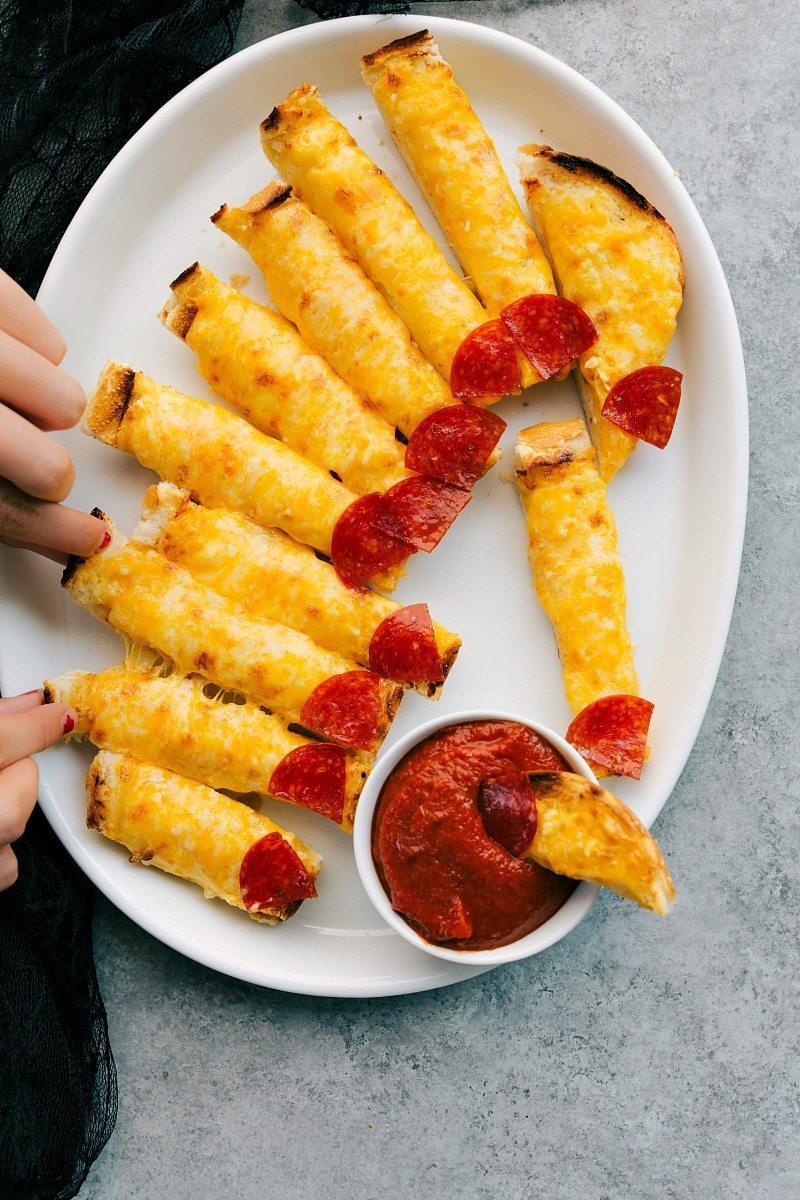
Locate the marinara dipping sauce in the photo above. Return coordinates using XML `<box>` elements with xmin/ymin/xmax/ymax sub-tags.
<box><xmin>372</xmin><ymin>719</ymin><xmax>575</xmax><ymax>951</ymax></box>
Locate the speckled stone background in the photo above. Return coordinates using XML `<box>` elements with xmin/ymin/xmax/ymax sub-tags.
<box><xmin>78</xmin><ymin>3</ymin><xmax>799</xmax><ymax>1197</ymax></box>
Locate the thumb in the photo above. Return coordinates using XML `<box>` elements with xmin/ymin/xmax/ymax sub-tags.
<box><xmin>0</xmin><ymin>701</ymin><xmax>78</xmax><ymax>768</ymax></box>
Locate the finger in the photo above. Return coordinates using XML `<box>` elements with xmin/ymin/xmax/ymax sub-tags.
<box><xmin>0</xmin><ymin>691</ymin><xmax>43</xmax><ymax>716</ymax></box>
<box><xmin>0</xmin><ymin>703</ymin><xmax>76</xmax><ymax>769</ymax></box>
<box><xmin>0</xmin><ymin>844</ymin><xmax>19</xmax><ymax>891</ymax></box>
<box><xmin>0</xmin><ymin>270</ymin><xmax>66</xmax><ymax>364</ymax></box>
<box><xmin>0</xmin><ymin>478</ymin><xmax>110</xmax><ymax>557</ymax></box>
<box><xmin>0</xmin><ymin>405</ymin><xmax>74</xmax><ymax>500</ymax></box>
<box><xmin>0</xmin><ymin>327</ymin><xmax>84</xmax><ymax>430</ymax></box>
<box><xmin>0</xmin><ymin>756</ymin><xmax>39</xmax><ymax>846</ymax></box>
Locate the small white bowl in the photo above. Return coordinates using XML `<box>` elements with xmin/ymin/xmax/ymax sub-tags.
<box><xmin>353</xmin><ymin>709</ymin><xmax>599</xmax><ymax>966</ymax></box>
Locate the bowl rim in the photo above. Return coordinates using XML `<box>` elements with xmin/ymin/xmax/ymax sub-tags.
<box><xmin>352</xmin><ymin>708</ymin><xmax>600</xmax><ymax>966</ymax></box>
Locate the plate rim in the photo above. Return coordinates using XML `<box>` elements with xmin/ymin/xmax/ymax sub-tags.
<box><xmin>4</xmin><ymin>13</ymin><xmax>747</xmax><ymax>998</ymax></box>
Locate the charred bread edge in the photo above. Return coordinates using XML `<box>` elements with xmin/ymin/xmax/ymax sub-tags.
<box><xmin>361</xmin><ymin>29</ymin><xmax>432</xmax><ymax>68</ymax></box>
<box><xmin>83</xmin><ymin>363</ymin><xmax>135</xmax><ymax>444</ymax></box>
<box><xmin>61</xmin><ymin>506</ymin><xmax>112</xmax><ymax>587</ymax></box>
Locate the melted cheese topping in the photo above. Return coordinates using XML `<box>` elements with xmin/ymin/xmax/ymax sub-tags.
<box><xmin>137</xmin><ymin>483</ymin><xmax>460</xmax><ymax>697</ymax></box>
<box><xmin>362</xmin><ymin>33</ymin><xmax>554</xmax><ymax>316</ymax></box>
<box><xmin>64</xmin><ymin>539</ymin><xmax>391</xmax><ymax>726</ymax></box>
<box><xmin>515</xmin><ymin>420</ymin><xmax>638</xmax><ymax>714</ymax></box>
<box><xmin>165</xmin><ymin>265</ymin><xmax>408</xmax><ymax>495</ymax></box>
<box><xmin>260</xmin><ymin>84</ymin><xmax>487</xmax><ymax>380</ymax></box>
<box><xmin>520</xmin><ymin>147</ymin><xmax>684</xmax><ymax>480</ymax></box>
<box><xmin>526</xmin><ymin>772</ymin><xmax>674</xmax><ymax>914</ymax></box>
<box><xmin>49</xmin><ymin>667</ymin><xmax>369</xmax><ymax>830</ymax></box>
<box><xmin>216</xmin><ymin>190</ymin><xmax>455</xmax><ymax>437</ymax></box>
<box><xmin>87</xmin><ymin>750</ymin><xmax>321</xmax><ymax>922</ymax></box>
<box><xmin>84</xmin><ymin>366</ymin><xmax>354</xmax><ymax>557</ymax></box>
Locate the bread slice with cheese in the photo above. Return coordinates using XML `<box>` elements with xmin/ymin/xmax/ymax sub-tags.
<box><xmin>212</xmin><ymin>185</ymin><xmax>456</xmax><ymax>438</ymax></box>
<box><xmin>160</xmin><ymin>262</ymin><xmax>410</xmax><ymax>495</ymax></box>
<box><xmin>87</xmin><ymin>751</ymin><xmax>321</xmax><ymax>922</ymax></box>
<box><xmin>524</xmin><ymin>772</ymin><xmax>674</xmax><ymax>914</ymax></box>
<box><xmin>514</xmin><ymin>420</ymin><xmax>639</xmax><ymax>716</ymax></box>
<box><xmin>48</xmin><ymin>667</ymin><xmax>370</xmax><ymax>831</ymax></box>
<box><xmin>362</xmin><ymin>31</ymin><xmax>555</xmax><ymax>321</ymax></box>
<box><xmin>260</xmin><ymin>83</ymin><xmax>487</xmax><ymax>382</ymax></box>
<box><xmin>135</xmin><ymin>483</ymin><xmax>460</xmax><ymax>698</ymax></box>
<box><xmin>519</xmin><ymin>146</ymin><xmax>684</xmax><ymax>480</ymax></box>
<box><xmin>62</xmin><ymin>521</ymin><xmax>403</xmax><ymax>752</ymax></box>
<box><xmin>83</xmin><ymin>362</ymin><xmax>407</xmax><ymax>590</ymax></box>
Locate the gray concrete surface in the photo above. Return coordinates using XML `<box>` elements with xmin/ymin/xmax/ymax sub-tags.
<box><xmin>79</xmin><ymin>3</ymin><xmax>800</xmax><ymax>1197</ymax></box>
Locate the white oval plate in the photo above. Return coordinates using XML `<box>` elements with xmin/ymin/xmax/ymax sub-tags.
<box><xmin>0</xmin><ymin>15</ymin><xmax>747</xmax><ymax>997</ymax></box>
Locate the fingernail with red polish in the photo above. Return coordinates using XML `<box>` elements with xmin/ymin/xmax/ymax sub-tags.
<box><xmin>62</xmin><ymin>712</ymin><xmax>76</xmax><ymax>735</ymax></box>
<box><xmin>98</xmin><ymin>528</ymin><xmax>112</xmax><ymax>551</ymax></box>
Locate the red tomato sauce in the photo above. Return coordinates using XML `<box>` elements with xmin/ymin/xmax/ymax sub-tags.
<box><xmin>372</xmin><ymin>719</ymin><xmax>574</xmax><ymax>950</ymax></box>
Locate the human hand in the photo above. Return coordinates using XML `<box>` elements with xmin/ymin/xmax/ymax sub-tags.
<box><xmin>0</xmin><ymin>690</ymin><xmax>76</xmax><ymax>890</ymax></box>
<box><xmin>0</xmin><ymin>269</ymin><xmax>109</xmax><ymax>564</ymax></box>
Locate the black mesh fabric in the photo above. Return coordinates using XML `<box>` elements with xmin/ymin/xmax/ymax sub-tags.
<box><xmin>0</xmin><ymin>2</ymin><xmax>242</xmax><ymax>1196</ymax></box>
<box><xmin>297</xmin><ymin>0</ymin><xmax>411</xmax><ymax>16</ymax></box>
<box><xmin>0</xmin><ymin>808</ymin><xmax>116</xmax><ymax>1200</ymax></box>
<box><xmin>0</xmin><ymin>0</ymin><xmax>245</xmax><ymax>295</ymax></box>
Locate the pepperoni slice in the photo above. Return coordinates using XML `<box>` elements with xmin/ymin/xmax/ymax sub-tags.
<box><xmin>239</xmin><ymin>832</ymin><xmax>317</xmax><ymax>913</ymax></box>
<box><xmin>477</xmin><ymin>773</ymin><xmax>538</xmax><ymax>857</ymax></box>
<box><xmin>300</xmin><ymin>669</ymin><xmax>384</xmax><ymax>752</ymax></box>
<box><xmin>268</xmin><ymin>743</ymin><xmax>349</xmax><ymax>825</ymax></box>
<box><xmin>450</xmin><ymin>319</ymin><xmax>522</xmax><ymax>401</ymax></box>
<box><xmin>331</xmin><ymin>493</ymin><xmax>412</xmax><ymax>589</ymax></box>
<box><xmin>601</xmin><ymin>366</ymin><xmax>683</xmax><ymax>449</ymax></box>
<box><xmin>375</xmin><ymin>476</ymin><xmax>470</xmax><ymax>553</ymax></box>
<box><xmin>368</xmin><ymin>604</ymin><xmax>444</xmax><ymax>685</ymax></box>
<box><xmin>501</xmin><ymin>294</ymin><xmax>598</xmax><ymax>380</ymax></box>
<box><xmin>405</xmin><ymin>405</ymin><xmax>507</xmax><ymax>490</ymax></box>
<box><xmin>566</xmin><ymin>694</ymin><xmax>654</xmax><ymax>780</ymax></box>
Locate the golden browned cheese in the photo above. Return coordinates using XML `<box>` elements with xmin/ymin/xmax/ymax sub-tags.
<box><xmin>62</xmin><ymin>532</ymin><xmax>401</xmax><ymax>741</ymax></box>
<box><xmin>86</xmin><ymin>750</ymin><xmax>321</xmax><ymax>922</ymax></box>
<box><xmin>136</xmin><ymin>483</ymin><xmax>461</xmax><ymax>698</ymax></box>
<box><xmin>47</xmin><ymin>667</ymin><xmax>369</xmax><ymax>831</ymax></box>
<box><xmin>161</xmin><ymin>263</ymin><xmax>408</xmax><ymax>494</ymax></box>
<box><xmin>260</xmin><ymin>84</ymin><xmax>488</xmax><ymax>381</ymax></box>
<box><xmin>514</xmin><ymin>420</ymin><xmax>639</xmax><ymax>716</ymax></box>
<box><xmin>519</xmin><ymin>145</ymin><xmax>684</xmax><ymax>480</ymax></box>
<box><xmin>83</xmin><ymin>362</ymin><xmax>354</xmax><ymax>557</ymax></box>
<box><xmin>362</xmin><ymin>32</ymin><xmax>555</xmax><ymax>319</ymax></box>
<box><xmin>524</xmin><ymin>771</ymin><xmax>675</xmax><ymax>914</ymax></box>
<box><xmin>213</xmin><ymin>186</ymin><xmax>456</xmax><ymax>437</ymax></box>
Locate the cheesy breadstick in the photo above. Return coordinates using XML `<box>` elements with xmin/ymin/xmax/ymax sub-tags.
<box><xmin>479</xmin><ymin>771</ymin><xmax>674</xmax><ymax>914</ymax></box>
<box><xmin>160</xmin><ymin>263</ymin><xmax>408</xmax><ymax>494</ymax></box>
<box><xmin>260</xmin><ymin>83</ymin><xmax>487</xmax><ymax>382</ymax></box>
<box><xmin>83</xmin><ymin>363</ymin><xmax>406</xmax><ymax>590</ymax></box>
<box><xmin>519</xmin><ymin>146</ymin><xmax>684</xmax><ymax>480</ymax></box>
<box><xmin>362</xmin><ymin>31</ymin><xmax>555</xmax><ymax>320</ymax></box>
<box><xmin>87</xmin><ymin>751</ymin><xmax>321</xmax><ymax>922</ymax></box>
<box><xmin>63</xmin><ymin>527</ymin><xmax>402</xmax><ymax>752</ymax></box>
<box><xmin>514</xmin><ymin>420</ymin><xmax>638</xmax><ymax>715</ymax></box>
<box><xmin>212</xmin><ymin>186</ymin><xmax>455</xmax><ymax>437</ymax></box>
<box><xmin>136</xmin><ymin>483</ymin><xmax>461</xmax><ymax>698</ymax></box>
<box><xmin>47</xmin><ymin>667</ymin><xmax>370</xmax><ymax>830</ymax></box>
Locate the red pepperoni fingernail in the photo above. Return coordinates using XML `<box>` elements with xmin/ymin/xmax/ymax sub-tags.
<box><xmin>62</xmin><ymin>712</ymin><xmax>76</xmax><ymax>734</ymax></box>
<box><xmin>98</xmin><ymin>528</ymin><xmax>112</xmax><ymax>551</ymax></box>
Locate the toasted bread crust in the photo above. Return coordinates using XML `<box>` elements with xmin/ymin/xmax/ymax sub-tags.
<box><xmin>260</xmin><ymin>83</ymin><xmax>315</xmax><ymax>135</ymax></box>
<box><xmin>520</xmin><ymin>144</ymin><xmax>684</xmax><ymax>293</ymax></box>
<box><xmin>82</xmin><ymin>363</ymin><xmax>135</xmax><ymax>445</ymax></box>
<box><xmin>360</xmin><ymin>29</ymin><xmax>431</xmax><ymax>68</ymax></box>
<box><xmin>169</xmin><ymin>261</ymin><xmax>201</xmax><ymax>291</ymax></box>
<box><xmin>515</xmin><ymin>420</ymin><xmax>594</xmax><ymax>481</ymax></box>
<box><xmin>530</xmin><ymin>146</ymin><xmax>663</xmax><ymax>220</ymax></box>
